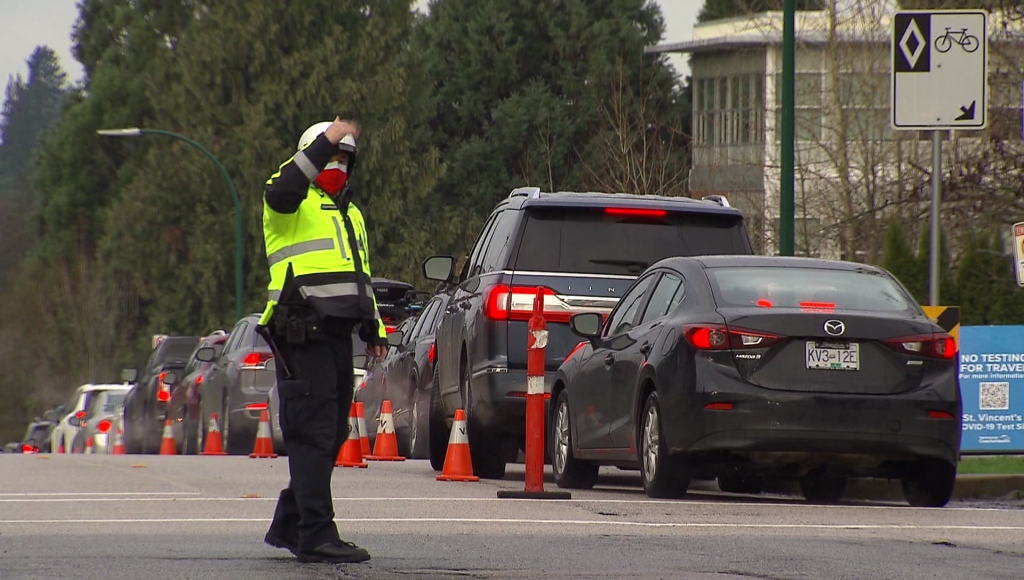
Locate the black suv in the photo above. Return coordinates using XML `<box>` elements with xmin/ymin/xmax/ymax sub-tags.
<box><xmin>122</xmin><ymin>335</ymin><xmax>200</xmax><ymax>453</ymax></box>
<box><xmin>422</xmin><ymin>188</ymin><xmax>753</xmax><ymax>478</ymax></box>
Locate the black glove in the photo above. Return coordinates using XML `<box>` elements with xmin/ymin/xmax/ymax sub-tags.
<box><xmin>358</xmin><ymin>319</ymin><xmax>386</xmax><ymax>347</ymax></box>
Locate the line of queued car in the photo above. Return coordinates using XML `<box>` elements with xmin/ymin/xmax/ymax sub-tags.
<box><xmin>4</xmin><ymin>186</ymin><xmax>963</xmax><ymax>508</ymax></box>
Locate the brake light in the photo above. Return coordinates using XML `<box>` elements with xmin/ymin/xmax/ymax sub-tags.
<box><xmin>358</xmin><ymin>378</ymin><xmax>366</xmax><ymax>390</ymax></box>
<box><xmin>800</xmin><ymin>301</ymin><xmax>836</xmax><ymax>313</ymax></box>
<box><xmin>242</xmin><ymin>352</ymin><xmax>273</xmax><ymax>370</ymax></box>
<box><xmin>928</xmin><ymin>410</ymin><xmax>954</xmax><ymax>419</ymax></box>
<box><xmin>22</xmin><ymin>444</ymin><xmax>36</xmax><ymax>454</ymax></box>
<box><xmin>159</xmin><ymin>371</ymin><xmax>167</xmax><ymax>384</ymax></box>
<box><xmin>97</xmin><ymin>420</ymin><xmax>112</xmax><ymax>433</ymax></box>
<box><xmin>684</xmin><ymin>325</ymin><xmax>783</xmax><ymax>350</ymax></box>
<box><xmin>157</xmin><ymin>389</ymin><xmax>171</xmax><ymax>402</ymax></box>
<box><xmin>196</xmin><ymin>376</ymin><xmax>203</xmax><ymax>386</ymax></box>
<box><xmin>756</xmin><ymin>299</ymin><xmax>773</xmax><ymax>308</ymax></box>
<box><xmin>245</xmin><ymin>402</ymin><xmax>269</xmax><ymax>411</ymax></box>
<box><xmin>883</xmin><ymin>334</ymin><xmax>957</xmax><ymax>359</ymax></box>
<box><xmin>75</xmin><ymin>410</ymin><xmax>87</xmax><ymax>420</ymax></box>
<box><xmin>605</xmin><ymin>207</ymin><xmax>667</xmax><ymax>218</ymax></box>
<box><xmin>385</xmin><ymin>325</ymin><xmax>397</xmax><ymax>334</ymax></box>
<box><xmin>564</xmin><ymin>341</ymin><xmax>587</xmax><ymax>364</ymax></box>
<box><xmin>484</xmin><ymin>285</ymin><xmax>578</xmax><ymax>323</ymax></box>
<box><xmin>428</xmin><ymin>343</ymin><xmax>436</xmax><ymax>364</ymax></box>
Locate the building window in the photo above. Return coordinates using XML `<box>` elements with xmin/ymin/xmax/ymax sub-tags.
<box><xmin>694</xmin><ymin>74</ymin><xmax>765</xmax><ymax>146</ymax></box>
<box><xmin>988</xmin><ymin>72</ymin><xmax>1022</xmax><ymax>141</ymax></box>
<box><xmin>774</xmin><ymin>73</ymin><xmax>822</xmax><ymax>143</ymax></box>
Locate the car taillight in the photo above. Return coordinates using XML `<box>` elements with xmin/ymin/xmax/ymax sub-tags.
<box><xmin>242</xmin><ymin>352</ymin><xmax>273</xmax><ymax>370</ymax></box>
<box><xmin>605</xmin><ymin>207</ymin><xmax>667</xmax><ymax>218</ymax></box>
<box><xmin>428</xmin><ymin>343</ymin><xmax>436</xmax><ymax>364</ymax></box>
<box><xmin>22</xmin><ymin>444</ymin><xmax>36</xmax><ymax>454</ymax></box>
<box><xmin>157</xmin><ymin>389</ymin><xmax>171</xmax><ymax>402</ymax></box>
<box><xmin>564</xmin><ymin>341</ymin><xmax>587</xmax><ymax>364</ymax></box>
<box><xmin>75</xmin><ymin>410</ymin><xmax>87</xmax><ymax>420</ymax></box>
<box><xmin>159</xmin><ymin>371</ymin><xmax>168</xmax><ymax>384</ymax></box>
<box><xmin>385</xmin><ymin>325</ymin><xmax>397</xmax><ymax>334</ymax></box>
<box><xmin>97</xmin><ymin>420</ymin><xmax>112</xmax><ymax>433</ymax></box>
<box><xmin>883</xmin><ymin>334</ymin><xmax>957</xmax><ymax>359</ymax></box>
<box><xmin>928</xmin><ymin>410</ymin><xmax>954</xmax><ymax>419</ymax></box>
<box><xmin>245</xmin><ymin>402</ymin><xmax>269</xmax><ymax>411</ymax></box>
<box><xmin>196</xmin><ymin>375</ymin><xmax>203</xmax><ymax>386</ymax></box>
<box><xmin>484</xmin><ymin>285</ymin><xmax>579</xmax><ymax>323</ymax></box>
<box><xmin>683</xmin><ymin>325</ymin><xmax>783</xmax><ymax>350</ymax></box>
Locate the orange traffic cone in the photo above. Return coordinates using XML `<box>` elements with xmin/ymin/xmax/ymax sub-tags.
<box><xmin>355</xmin><ymin>402</ymin><xmax>371</xmax><ymax>457</ymax></box>
<box><xmin>58</xmin><ymin>440</ymin><xmax>65</xmax><ymax>454</ymax></box>
<box><xmin>159</xmin><ymin>420</ymin><xmax>177</xmax><ymax>455</ymax></box>
<box><xmin>112</xmin><ymin>427</ymin><xmax>126</xmax><ymax>455</ymax></box>
<box><xmin>85</xmin><ymin>436</ymin><xmax>94</xmax><ymax>454</ymax></box>
<box><xmin>365</xmin><ymin>400</ymin><xmax>406</xmax><ymax>461</ymax></box>
<box><xmin>250</xmin><ymin>410</ymin><xmax>278</xmax><ymax>458</ymax></box>
<box><xmin>437</xmin><ymin>409</ymin><xmax>479</xmax><ymax>482</ymax></box>
<box><xmin>336</xmin><ymin>405</ymin><xmax>368</xmax><ymax>468</ymax></box>
<box><xmin>200</xmin><ymin>413</ymin><xmax>227</xmax><ymax>456</ymax></box>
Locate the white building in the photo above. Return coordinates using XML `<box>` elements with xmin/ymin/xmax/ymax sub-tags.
<box><xmin>647</xmin><ymin>2</ymin><xmax>1024</xmax><ymax>260</ymax></box>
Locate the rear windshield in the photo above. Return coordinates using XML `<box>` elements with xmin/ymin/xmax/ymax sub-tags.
<box><xmin>514</xmin><ymin>208</ymin><xmax>750</xmax><ymax>276</ymax></box>
<box><xmin>104</xmin><ymin>393</ymin><xmax>126</xmax><ymax>412</ymax></box>
<box><xmin>707</xmin><ymin>266</ymin><xmax>915</xmax><ymax>312</ymax></box>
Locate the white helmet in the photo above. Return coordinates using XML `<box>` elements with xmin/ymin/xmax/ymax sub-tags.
<box><xmin>297</xmin><ymin>122</ymin><xmax>358</xmax><ymax>158</ymax></box>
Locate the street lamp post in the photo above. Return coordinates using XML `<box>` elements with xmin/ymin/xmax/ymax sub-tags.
<box><xmin>97</xmin><ymin>128</ymin><xmax>245</xmax><ymax>323</ymax></box>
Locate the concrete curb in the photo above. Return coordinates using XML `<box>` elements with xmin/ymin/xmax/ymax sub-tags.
<box><xmin>694</xmin><ymin>474</ymin><xmax>1024</xmax><ymax>503</ymax></box>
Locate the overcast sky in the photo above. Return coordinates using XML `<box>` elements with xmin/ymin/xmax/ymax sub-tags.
<box><xmin>0</xmin><ymin>0</ymin><xmax>698</xmax><ymax>88</ymax></box>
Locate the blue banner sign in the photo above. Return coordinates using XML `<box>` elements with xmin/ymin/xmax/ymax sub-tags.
<box><xmin>958</xmin><ymin>325</ymin><xmax>1024</xmax><ymax>453</ymax></box>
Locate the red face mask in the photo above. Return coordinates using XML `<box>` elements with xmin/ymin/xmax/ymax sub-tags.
<box><xmin>315</xmin><ymin>161</ymin><xmax>349</xmax><ymax>196</ymax></box>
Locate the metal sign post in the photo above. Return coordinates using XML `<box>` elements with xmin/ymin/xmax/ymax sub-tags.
<box><xmin>892</xmin><ymin>10</ymin><xmax>988</xmax><ymax>305</ymax></box>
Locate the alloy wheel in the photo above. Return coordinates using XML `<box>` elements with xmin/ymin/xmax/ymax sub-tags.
<box><xmin>554</xmin><ymin>401</ymin><xmax>571</xmax><ymax>476</ymax></box>
<box><xmin>643</xmin><ymin>406</ymin><xmax>659</xmax><ymax>481</ymax></box>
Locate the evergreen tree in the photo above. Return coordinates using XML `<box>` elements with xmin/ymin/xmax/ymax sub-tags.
<box><xmin>698</xmin><ymin>0</ymin><xmax>826</xmax><ymax>23</ymax></box>
<box><xmin>914</xmin><ymin>223</ymin><xmax>957</xmax><ymax>307</ymax></box>
<box><xmin>880</xmin><ymin>219</ymin><xmax>924</xmax><ymax>300</ymax></box>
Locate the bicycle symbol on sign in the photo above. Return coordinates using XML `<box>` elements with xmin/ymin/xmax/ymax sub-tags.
<box><xmin>934</xmin><ymin>27</ymin><xmax>980</xmax><ymax>53</ymax></box>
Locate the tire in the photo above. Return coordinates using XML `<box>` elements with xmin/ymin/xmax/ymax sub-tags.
<box><xmin>551</xmin><ymin>392</ymin><xmax>598</xmax><ymax>489</ymax></box>
<box><xmin>962</xmin><ymin>35</ymin><xmax>979</xmax><ymax>53</ymax></box>
<box><xmin>639</xmin><ymin>392</ymin><xmax>689</xmax><ymax>498</ymax></box>
<box><xmin>718</xmin><ymin>473</ymin><xmax>763</xmax><ymax>495</ymax></box>
<box><xmin>462</xmin><ymin>357</ymin><xmax>506</xmax><ymax>480</ymax></box>
<box><xmin>902</xmin><ymin>460</ymin><xmax>956</xmax><ymax>508</ymax></box>
<box><xmin>934</xmin><ymin>35</ymin><xmax>952</xmax><ymax>53</ymax></box>
<box><xmin>409</xmin><ymin>388</ymin><xmax>430</xmax><ymax>459</ymax></box>
<box><xmin>428</xmin><ymin>365</ymin><xmax>450</xmax><ymax>471</ymax></box>
<box><xmin>222</xmin><ymin>395</ymin><xmax>247</xmax><ymax>456</ymax></box>
<box><xmin>800</xmin><ymin>470</ymin><xmax>847</xmax><ymax>504</ymax></box>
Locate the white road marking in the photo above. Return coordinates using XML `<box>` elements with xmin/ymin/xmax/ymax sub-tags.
<box><xmin>0</xmin><ymin>496</ymin><xmax>1018</xmax><ymax>513</ymax></box>
<box><xmin>0</xmin><ymin>492</ymin><xmax>201</xmax><ymax>497</ymax></box>
<box><xmin>0</xmin><ymin>517</ymin><xmax>1022</xmax><ymax>531</ymax></box>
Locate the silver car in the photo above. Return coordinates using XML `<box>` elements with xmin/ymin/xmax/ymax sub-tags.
<box><xmin>50</xmin><ymin>384</ymin><xmax>129</xmax><ymax>453</ymax></box>
<box><xmin>71</xmin><ymin>389</ymin><xmax>130</xmax><ymax>454</ymax></box>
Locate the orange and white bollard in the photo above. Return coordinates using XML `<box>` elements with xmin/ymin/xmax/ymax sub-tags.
<box><xmin>497</xmin><ymin>287</ymin><xmax>570</xmax><ymax>500</ymax></box>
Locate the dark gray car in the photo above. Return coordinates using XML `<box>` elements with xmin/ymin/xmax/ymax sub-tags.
<box><xmin>197</xmin><ymin>314</ymin><xmax>276</xmax><ymax>455</ymax></box>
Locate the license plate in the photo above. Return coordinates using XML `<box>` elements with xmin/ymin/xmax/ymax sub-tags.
<box><xmin>805</xmin><ymin>341</ymin><xmax>859</xmax><ymax>371</ymax></box>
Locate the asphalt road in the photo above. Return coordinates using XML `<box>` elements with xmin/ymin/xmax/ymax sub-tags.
<box><xmin>1</xmin><ymin>455</ymin><xmax>1023</xmax><ymax>580</ymax></box>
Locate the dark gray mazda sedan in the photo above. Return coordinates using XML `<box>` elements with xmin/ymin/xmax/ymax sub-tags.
<box><xmin>551</xmin><ymin>256</ymin><xmax>961</xmax><ymax>507</ymax></box>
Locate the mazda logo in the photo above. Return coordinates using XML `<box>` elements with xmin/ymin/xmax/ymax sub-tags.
<box><xmin>824</xmin><ymin>320</ymin><xmax>845</xmax><ymax>336</ymax></box>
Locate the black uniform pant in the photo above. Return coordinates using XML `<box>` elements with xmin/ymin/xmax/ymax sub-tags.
<box><xmin>268</xmin><ymin>332</ymin><xmax>355</xmax><ymax>552</ymax></box>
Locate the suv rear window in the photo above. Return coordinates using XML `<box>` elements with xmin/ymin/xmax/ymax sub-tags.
<box><xmin>514</xmin><ymin>208</ymin><xmax>750</xmax><ymax>276</ymax></box>
<box><xmin>707</xmin><ymin>266</ymin><xmax>915</xmax><ymax>312</ymax></box>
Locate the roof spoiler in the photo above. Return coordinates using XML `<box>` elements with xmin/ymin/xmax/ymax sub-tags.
<box><xmin>509</xmin><ymin>186</ymin><xmax>541</xmax><ymax>199</ymax></box>
<box><xmin>701</xmin><ymin>195</ymin><xmax>731</xmax><ymax>208</ymax></box>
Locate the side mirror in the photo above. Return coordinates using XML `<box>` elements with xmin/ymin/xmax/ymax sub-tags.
<box><xmin>423</xmin><ymin>255</ymin><xmax>455</xmax><ymax>283</ymax></box>
<box><xmin>195</xmin><ymin>347</ymin><xmax>217</xmax><ymax>362</ymax></box>
<box><xmin>352</xmin><ymin>354</ymin><xmax>369</xmax><ymax>370</ymax></box>
<box><xmin>43</xmin><ymin>410</ymin><xmax>57</xmax><ymax>422</ymax></box>
<box><xmin>570</xmin><ymin>312</ymin><xmax>603</xmax><ymax>339</ymax></box>
<box><xmin>386</xmin><ymin>330</ymin><xmax>406</xmax><ymax>348</ymax></box>
<box><xmin>121</xmin><ymin>368</ymin><xmax>139</xmax><ymax>383</ymax></box>
<box><xmin>161</xmin><ymin>371</ymin><xmax>179</xmax><ymax>385</ymax></box>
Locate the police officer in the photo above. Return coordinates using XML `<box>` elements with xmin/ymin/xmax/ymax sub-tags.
<box><xmin>260</xmin><ymin>117</ymin><xmax>386</xmax><ymax>564</ymax></box>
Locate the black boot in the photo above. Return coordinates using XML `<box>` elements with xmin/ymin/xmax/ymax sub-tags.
<box><xmin>264</xmin><ymin>529</ymin><xmax>298</xmax><ymax>555</ymax></box>
<box><xmin>296</xmin><ymin>539</ymin><xmax>371</xmax><ymax>563</ymax></box>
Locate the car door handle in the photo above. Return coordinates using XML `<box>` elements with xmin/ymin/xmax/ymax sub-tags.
<box><xmin>640</xmin><ymin>342</ymin><xmax>652</xmax><ymax>356</ymax></box>
<box><xmin>604</xmin><ymin>354</ymin><xmax>615</xmax><ymax>366</ymax></box>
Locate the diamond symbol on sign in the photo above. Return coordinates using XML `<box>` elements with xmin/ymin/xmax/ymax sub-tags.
<box><xmin>899</xmin><ymin>18</ymin><xmax>926</xmax><ymax>69</ymax></box>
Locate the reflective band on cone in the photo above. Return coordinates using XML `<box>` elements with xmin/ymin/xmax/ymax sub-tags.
<box><xmin>250</xmin><ymin>410</ymin><xmax>279</xmax><ymax>458</ymax></box>
<box><xmin>336</xmin><ymin>405</ymin><xmax>368</xmax><ymax>468</ymax></box>
<box><xmin>112</xmin><ymin>427</ymin><xmax>126</xmax><ymax>455</ymax></box>
<box><xmin>159</xmin><ymin>420</ymin><xmax>177</xmax><ymax>455</ymax></box>
<box><xmin>200</xmin><ymin>413</ymin><xmax>227</xmax><ymax>455</ymax></box>
<box><xmin>85</xmin><ymin>437</ymin><xmax>94</xmax><ymax>455</ymax></box>
<box><xmin>355</xmin><ymin>402</ymin><xmax>371</xmax><ymax>457</ymax></box>
<box><xmin>365</xmin><ymin>400</ymin><xmax>405</xmax><ymax>461</ymax></box>
<box><xmin>437</xmin><ymin>409</ymin><xmax>479</xmax><ymax>482</ymax></box>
